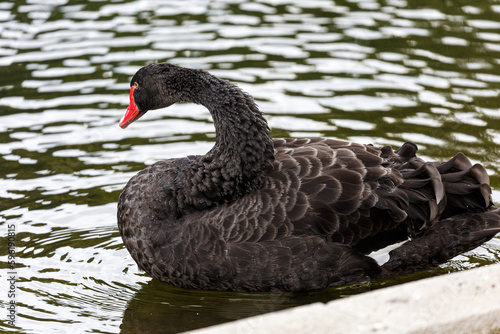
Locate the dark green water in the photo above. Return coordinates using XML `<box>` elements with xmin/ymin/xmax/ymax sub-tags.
<box><xmin>1</xmin><ymin>0</ymin><xmax>499</xmax><ymax>333</ymax></box>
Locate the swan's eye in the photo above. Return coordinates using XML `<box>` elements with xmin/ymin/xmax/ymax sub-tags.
<box><xmin>133</xmin><ymin>82</ymin><xmax>139</xmax><ymax>88</ymax></box>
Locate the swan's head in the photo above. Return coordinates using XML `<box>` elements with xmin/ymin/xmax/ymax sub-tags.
<box><xmin>119</xmin><ymin>63</ymin><xmax>198</xmax><ymax>129</ymax></box>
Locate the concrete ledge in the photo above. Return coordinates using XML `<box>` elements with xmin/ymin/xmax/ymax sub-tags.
<box><xmin>185</xmin><ymin>263</ymin><xmax>500</xmax><ymax>334</ymax></box>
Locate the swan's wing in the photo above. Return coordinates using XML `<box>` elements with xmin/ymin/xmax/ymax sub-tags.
<box><xmin>200</xmin><ymin>138</ymin><xmax>493</xmax><ymax>251</ymax></box>
<box><xmin>265</xmin><ymin>139</ymin><xmax>408</xmax><ymax>244</ymax></box>
<box><xmin>267</xmin><ymin>139</ymin><xmax>492</xmax><ymax>248</ymax></box>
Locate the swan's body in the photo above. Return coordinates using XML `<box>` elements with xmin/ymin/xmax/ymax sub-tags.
<box><xmin>118</xmin><ymin>63</ymin><xmax>500</xmax><ymax>291</ymax></box>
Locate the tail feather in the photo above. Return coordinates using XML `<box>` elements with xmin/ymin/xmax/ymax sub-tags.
<box><xmin>435</xmin><ymin>152</ymin><xmax>472</xmax><ymax>172</ymax></box>
<box><xmin>435</xmin><ymin>153</ymin><xmax>492</xmax><ymax>218</ymax></box>
<box><xmin>394</xmin><ymin>156</ymin><xmax>446</xmax><ymax>233</ymax></box>
<box><xmin>373</xmin><ymin>148</ymin><xmax>498</xmax><ymax>280</ymax></box>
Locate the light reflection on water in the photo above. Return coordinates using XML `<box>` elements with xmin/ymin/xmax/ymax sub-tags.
<box><xmin>1</xmin><ymin>0</ymin><xmax>500</xmax><ymax>333</ymax></box>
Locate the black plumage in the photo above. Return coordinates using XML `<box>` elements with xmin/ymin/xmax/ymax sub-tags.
<box><xmin>117</xmin><ymin>63</ymin><xmax>500</xmax><ymax>291</ymax></box>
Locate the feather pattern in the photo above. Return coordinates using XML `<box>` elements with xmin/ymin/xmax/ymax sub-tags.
<box><xmin>117</xmin><ymin>63</ymin><xmax>500</xmax><ymax>291</ymax></box>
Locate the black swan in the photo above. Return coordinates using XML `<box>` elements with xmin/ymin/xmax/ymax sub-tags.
<box><xmin>117</xmin><ymin>62</ymin><xmax>500</xmax><ymax>291</ymax></box>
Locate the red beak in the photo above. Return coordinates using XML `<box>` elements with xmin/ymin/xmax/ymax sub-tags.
<box><xmin>119</xmin><ymin>84</ymin><xmax>143</xmax><ymax>129</ymax></box>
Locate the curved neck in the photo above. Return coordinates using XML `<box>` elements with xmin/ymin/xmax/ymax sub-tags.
<box><xmin>176</xmin><ymin>72</ymin><xmax>275</xmax><ymax>210</ymax></box>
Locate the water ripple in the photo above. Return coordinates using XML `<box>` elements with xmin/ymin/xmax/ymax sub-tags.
<box><xmin>1</xmin><ymin>0</ymin><xmax>500</xmax><ymax>333</ymax></box>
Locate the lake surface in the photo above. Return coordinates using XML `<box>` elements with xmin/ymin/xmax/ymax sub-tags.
<box><xmin>1</xmin><ymin>0</ymin><xmax>500</xmax><ymax>333</ymax></box>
